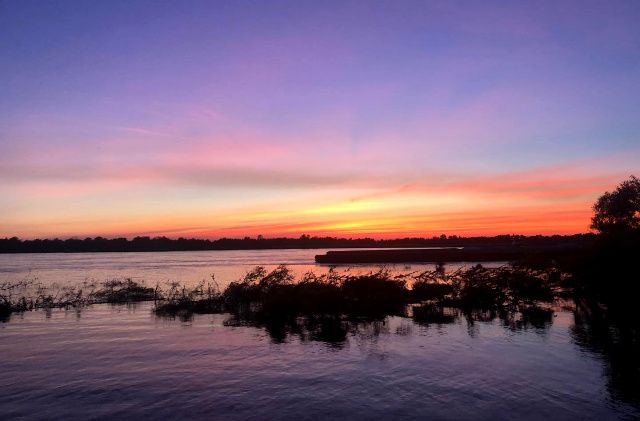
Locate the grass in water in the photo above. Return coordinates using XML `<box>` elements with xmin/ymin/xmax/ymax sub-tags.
<box><xmin>1</xmin><ymin>264</ymin><xmax>564</xmax><ymax>327</ymax></box>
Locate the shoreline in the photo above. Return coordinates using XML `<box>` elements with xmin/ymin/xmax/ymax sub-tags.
<box><xmin>315</xmin><ymin>245</ymin><xmax>584</xmax><ymax>264</ymax></box>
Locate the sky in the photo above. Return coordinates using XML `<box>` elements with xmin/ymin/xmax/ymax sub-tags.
<box><xmin>1</xmin><ymin>0</ymin><xmax>639</xmax><ymax>239</ymax></box>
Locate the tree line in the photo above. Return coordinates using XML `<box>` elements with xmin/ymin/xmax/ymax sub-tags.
<box><xmin>0</xmin><ymin>233</ymin><xmax>595</xmax><ymax>253</ymax></box>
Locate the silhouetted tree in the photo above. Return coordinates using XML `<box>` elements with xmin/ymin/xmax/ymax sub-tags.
<box><xmin>591</xmin><ymin>176</ymin><xmax>640</xmax><ymax>234</ymax></box>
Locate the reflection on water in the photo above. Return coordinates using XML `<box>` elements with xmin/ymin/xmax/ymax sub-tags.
<box><xmin>211</xmin><ymin>304</ymin><xmax>557</xmax><ymax>347</ymax></box>
<box><xmin>0</xmin><ymin>249</ymin><xmax>504</xmax><ymax>288</ymax></box>
<box><xmin>1</xmin><ymin>301</ymin><xmax>639</xmax><ymax>420</ymax></box>
<box><xmin>571</xmin><ymin>300</ymin><xmax>640</xmax><ymax>405</ymax></box>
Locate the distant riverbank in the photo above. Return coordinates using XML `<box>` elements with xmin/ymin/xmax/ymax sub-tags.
<box><xmin>0</xmin><ymin>234</ymin><xmax>594</xmax><ymax>253</ymax></box>
<box><xmin>315</xmin><ymin>244</ymin><xmax>585</xmax><ymax>264</ymax></box>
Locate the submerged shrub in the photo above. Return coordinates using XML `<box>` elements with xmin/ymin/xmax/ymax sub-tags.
<box><xmin>2</xmin><ymin>264</ymin><xmax>563</xmax><ymax>322</ymax></box>
<box><xmin>455</xmin><ymin>265</ymin><xmax>504</xmax><ymax>309</ymax></box>
<box><xmin>219</xmin><ymin>266</ymin><xmax>409</xmax><ymax>318</ymax></box>
<box><xmin>412</xmin><ymin>304</ymin><xmax>458</xmax><ymax>325</ymax></box>
<box><xmin>0</xmin><ymin>301</ymin><xmax>11</xmax><ymax>318</ymax></box>
<box><xmin>411</xmin><ymin>268</ymin><xmax>455</xmax><ymax>301</ymax></box>
<box><xmin>91</xmin><ymin>279</ymin><xmax>155</xmax><ymax>303</ymax></box>
<box><xmin>154</xmin><ymin>279</ymin><xmax>222</xmax><ymax>317</ymax></box>
<box><xmin>341</xmin><ymin>269</ymin><xmax>408</xmax><ymax>316</ymax></box>
<box><xmin>0</xmin><ymin>278</ymin><xmax>156</xmax><ymax>316</ymax></box>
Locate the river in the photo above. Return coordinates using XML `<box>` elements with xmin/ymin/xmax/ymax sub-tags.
<box><xmin>0</xmin><ymin>250</ymin><xmax>638</xmax><ymax>419</ymax></box>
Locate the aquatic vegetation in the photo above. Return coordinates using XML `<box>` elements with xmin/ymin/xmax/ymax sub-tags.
<box><xmin>153</xmin><ymin>279</ymin><xmax>222</xmax><ymax>317</ymax></box>
<box><xmin>411</xmin><ymin>273</ymin><xmax>455</xmax><ymax>301</ymax></box>
<box><xmin>446</xmin><ymin>265</ymin><xmax>558</xmax><ymax>310</ymax></box>
<box><xmin>412</xmin><ymin>304</ymin><xmax>459</xmax><ymax>325</ymax></box>
<box><xmin>1</xmin><ymin>264</ymin><xmax>562</xmax><ymax>323</ymax></box>
<box><xmin>91</xmin><ymin>279</ymin><xmax>156</xmax><ymax>303</ymax></box>
<box><xmin>218</xmin><ymin>266</ymin><xmax>409</xmax><ymax>318</ymax></box>
<box><xmin>0</xmin><ymin>302</ymin><xmax>10</xmax><ymax>319</ymax></box>
<box><xmin>154</xmin><ymin>264</ymin><xmax>559</xmax><ymax>320</ymax></box>
<box><xmin>0</xmin><ymin>278</ymin><xmax>157</xmax><ymax>315</ymax></box>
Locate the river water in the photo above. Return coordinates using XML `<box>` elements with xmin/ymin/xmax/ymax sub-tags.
<box><xmin>1</xmin><ymin>250</ymin><xmax>638</xmax><ymax>419</ymax></box>
<box><xmin>0</xmin><ymin>249</ymin><xmax>454</xmax><ymax>288</ymax></box>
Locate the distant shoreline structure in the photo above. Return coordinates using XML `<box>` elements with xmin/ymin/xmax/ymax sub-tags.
<box><xmin>0</xmin><ymin>234</ymin><xmax>594</xmax><ymax>254</ymax></box>
<box><xmin>314</xmin><ymin>244</ymin><xmax>585</xmax><ymax>264</ymax></box>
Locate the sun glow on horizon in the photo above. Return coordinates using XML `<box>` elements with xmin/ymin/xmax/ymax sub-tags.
<box><xmin>1</xmin><ymin>1</ymin><xmax>639</xmax><ymax>239</ymax></box>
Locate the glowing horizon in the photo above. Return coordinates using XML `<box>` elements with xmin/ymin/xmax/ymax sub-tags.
<box><xmin>1</xmin><ymin>1</ymin><xmax>639</xmax><ymax>240</ymax></box>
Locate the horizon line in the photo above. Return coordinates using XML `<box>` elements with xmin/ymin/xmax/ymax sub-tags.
<box><xmin>2</xmin><ymin>232</ymin><xmax>594</xmax><ymax>242</ymax></box>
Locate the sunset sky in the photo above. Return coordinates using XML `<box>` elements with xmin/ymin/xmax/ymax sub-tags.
<box><xmin>1</xmin><ymin>0</ymin><xmax>639</xmax><ymax>239</ymax></box>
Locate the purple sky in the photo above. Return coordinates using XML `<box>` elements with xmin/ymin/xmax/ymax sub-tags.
<box><xmin>1</xmin><ymin>0</ymin><xmax>639</xmax><ymax>238</ymax></box>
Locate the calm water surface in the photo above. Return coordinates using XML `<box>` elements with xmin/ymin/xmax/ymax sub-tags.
<box><xmin>0</xmin><ymin>249</ymin><xmax>465</xmax><ymax>288</ymax></box>
<box><xmin>1</xmin><ymin>250</ymin><xmax>638</xmax><ymax>419</ymax></box>
<box><xmin>1</xmin><ymin>302</ymin><xmax>639</xmax><ymax>420</ymax></box>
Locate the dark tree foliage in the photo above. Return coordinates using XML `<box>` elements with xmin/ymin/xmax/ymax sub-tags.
<box><xmin>571</xmin><ymin>175</ymin><xmax>640</xmax><ymax>305</ymax></box>
<box><xmin>0</xmin><ymin>234</ymin><xmax>594</xmax><ymax>253</ymax></box>
<box><xmin>591</xmin><ymin>176</ymin><xmax>640</xmax><ymax>234</ymax></box>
